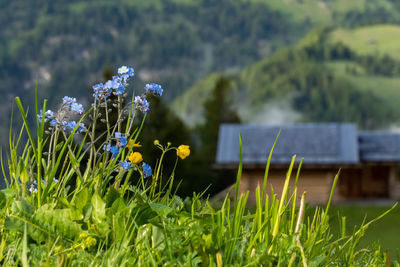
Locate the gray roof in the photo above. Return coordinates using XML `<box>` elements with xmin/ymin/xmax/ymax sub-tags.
<box><xmin>216</xmin><ymin>123</ymin><xmax>359</xmax><ymax>165</ymax></box>
<box><xmin>359</xmin><ymin>132</ymin><xmax>400</xmax><ymax>162</ymax></box>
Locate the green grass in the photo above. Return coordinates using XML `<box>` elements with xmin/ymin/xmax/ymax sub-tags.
<box><xmin>328</xmin><ymin>205</ymin><xmax>400</xmax><ymax>258</ymax></box>
<box><xmin>68</xmin><ymin>0</ymin><xmax>164</xmax><ymax>14</ymax></box>
<box><xmin>247</xmin><ymin>0</ymin><xmax>396</xmax><ymax>24</ymax></box>
<box><xmin>325</xmin><ymin>60</ymin><xmax>400</xmax><ymax>118</ymax></box>
<box><xmin>2</xmin><ymin>74</ymin><xmax>396</xmax><ymax>264</ymax></box>
<box><xmin>329</xmin><ymin>25</ymin><xmax>400</xmax><ymax>59</ymax></box>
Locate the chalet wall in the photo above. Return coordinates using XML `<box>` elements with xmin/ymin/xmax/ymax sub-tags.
<box><xmin>389</xmin><ymin>167</ymin><xmax>400</xmax><ymax>199</ymax></box>
<box><xmin>235</xmin><ymin>166</ymin><xmax>400</xmax><ymax>205</ymax></box>
<box><xmin>239</xmin><ymin>169</ymin><xmax>335</xmax><ymax>204</ymax></box>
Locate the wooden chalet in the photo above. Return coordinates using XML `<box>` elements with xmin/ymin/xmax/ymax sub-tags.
<box><xmin>215</xmin><ymin>123</ymin><xmax>400</xmax><ymax>204</ymax></box>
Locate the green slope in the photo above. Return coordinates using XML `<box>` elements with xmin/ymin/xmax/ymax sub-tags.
<box><xmin>326</xmin><ymin>61</ymin><xmax>400</xmax><ymax>118</ymax></box>
<box><xmin>3</xmin><ymin>1</ymin><xmax>400</xmax><ymax>146</ymax></box>
<box><xmin>173</xmin><ymin>27</ymin><xmax>400</xmax><ymax>129</ymax></box>
<box><xmin>0</xmin><ymin>0</ymin><xmax>303</xmax><ymax>146</ymax></box>
<box><xmin>329</xmin><ymin>25</ymin><xmax>400</xmax><ymax>59</ymax></box>
<box><xmin>248</xmin><ymin>0</ymin><xmax>399</xmax><ymax>25</ymax></box>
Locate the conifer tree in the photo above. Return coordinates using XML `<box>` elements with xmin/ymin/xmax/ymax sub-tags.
<box><xmin>197</xmin><ymin>76</ymin><xmax>240</xmax><ymax>160</ymax></box>
<box><xmin>195</xmin><ymin>76</ymin><xmax>240</xmax><ymax>195</ymax></box>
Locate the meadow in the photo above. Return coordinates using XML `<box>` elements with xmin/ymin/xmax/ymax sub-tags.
<box><xmin>0</xmin><ymin>65</ymin><xmax>398</xmax><ymax>266</ymax></box>
<box><xmin>328</xmin><ymin>205</ymin><xmax>400</xmax><ymax>258</ymax></box>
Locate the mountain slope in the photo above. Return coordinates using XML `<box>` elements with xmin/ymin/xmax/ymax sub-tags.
<box><xmin>3</xmin><ymin>0</ymin><xmax>400</xmax><ymax>145</ymax></box>
<box><xmin>0</xmin><ymin>0</ymin><xmax>305</xmax><ymax>145</ymax></box>
<box><xmin>173</xmin><ymin>26</ymin><xmax>400</xmax><ymax>129</ymax></box>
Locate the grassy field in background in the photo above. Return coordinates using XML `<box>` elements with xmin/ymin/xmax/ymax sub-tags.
<box><xmin>326</xmin><ymin>205</ymin><xmax>400</xmax><ymax>258</ymax></box>
<box><xmin>329</xmin><ymin>25</ymin><xmax>400</xmax><ymax>59</ymax></box>
<box><xmin>249</xmin><ymin>0</ymin><xmax>396</xmax><ymax>24</ymax></box>
<box><xmin>325</xmin><ymin>60</ymin><xmax>400</xmax><ymax>119</ymax></box>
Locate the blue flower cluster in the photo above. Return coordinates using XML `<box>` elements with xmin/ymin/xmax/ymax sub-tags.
<box><xmin>144</xmin><ymin>83</ymin><xmax>163</xmax><ymax>96</ymax></box>
<box><xmin>134</xmin><ymin>96</ymin><xmax>150</xmax><ymax>113</ymax></box>
<box><xmin>92</xmin><ymin>66</ymin><xmax>134</xmax><ymax>99</ymax></box>
<box><xmin>30</xmin><ymin>177</ymin><xmax>58</xmax><ymax>193</ymax></box>
<box><xmin>61</xmin><ymin>121</ymin><xmax>85</xmax><ymax>134</ymax></box>
<box><xmin>103</xmin><ymin>132</ymin><xmax>128</xmax><ymax>159</ymax></box>
<box><xmin>91</xmin><ymin>66</ymin><xmax>163</xmax><ymax>115</ymax></box>
<box><xmin>93</xmin><ymin>83</ymin><xmax>112</xmax><ymax>99</ymax></box>
<box><xmin>118</xmin><ymin>66</ymin><xmax>134</xmax><ymax>82</ymax></box>
<box><xmin>29</xmin><ymin>180</ymin><xmax>38</xmax><ymax>193</ymax></box>
<box><xmin>120</xmin><ymin>161</ymin><xmax>131</xmax><ymax>171</ymax></box>
<box><xmin>120</xmin><ymin>160</ymin><xmax>152</xmax><ymax>178</ymax></box>
<box><xmin>37</xmin><ymin>109</ymin><xmax>54</xmax><ymax>124</ymax></box>
<box><xmin>133</xmin><ymin>83</ymin><xmax>163</xmax><ymax>114</ymax></box>
<box><xmin>62</xmin><ymin>96</ymin><xmax>84</xmax><ymax>114</ymax></box>
<box><xmin>142</xmin><ymin>162</ymin><xmax>152</xmax><ymax>178</ymax></box>
<box><xmin>38</xmin><ymin>96</ymin><xmax>86</xmax><ymax>134</ymax></box>
<box><xmin>62</xmin><ymin>96</ymin><xmax>76</xmax><ymax>105</ymax></box>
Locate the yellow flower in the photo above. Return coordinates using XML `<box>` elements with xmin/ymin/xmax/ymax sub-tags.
<box><xmin>79</xmin><ymin>233</ymin><xmax>88</xmax><ymax>239</ymax></box>
<box><xmin>128</xmin><ymin>152</ymin><xmax>143</xmax><ymax>164</ymax></box>
<box><xmin>85</xmin><ymin>237</ymin><xmax>97</xmax><ymax>248</ymax></box>
<box><xmin>54</xmin><ymin>245</ymin><xmax>63</xmax><ymax>254</ymax></box>
<box><xmin>177</xmin><ymin>145</ymin><xmax>190</xmax><ymax>160</ymax></box>
<box><xmin>154</xmin><ymin>140</ymin><xmax>159</xmax><ymax>145</ymax></box>
<box><xmin>127</xmin><ymin>140</ymin><xmax>141</xmax><ymax>149</ymax></box>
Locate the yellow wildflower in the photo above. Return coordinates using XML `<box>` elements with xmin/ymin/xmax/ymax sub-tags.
<box><xmin>79</xmin><ymin>233</ymin><xmax>88</xmax><ymax>239</ymax></box>
<box><xmin>177</xmin><ymin>145</ymin><xmax>190</xmax><ymax>160</ymax></box>
<box><xmin>128</xmin><ymin>152</ymin><xmax>143</xmax><ymax>164</ymax></box>
<box><xmin>127</xmin><ymin>140</ymin><xmax>141</xmax><ymax>149</ymax></box>
<box><xmin>54</xmin><ymin>245</ymin><xmax>63</xmax><ymax>254</ymax></box>
<box><xmin>85</xmin><ymin>237</ymin><xmax>97</xmax><ymax>248</ymax></box>
<box><xmin>154</xmin><ymin>140</ymin><xmax>159</xmax><ymax>145</ymax></box>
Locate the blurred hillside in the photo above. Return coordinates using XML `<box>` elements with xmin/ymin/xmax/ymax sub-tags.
<box><xmin>0</xmin><ymin>0</ymin><xmax>302</xmax><ymax>146</ymax></box>
<box><xmin>2</xmin><ymin>0</ymin><xmax>400</xmax><ymax>147</ymax></box>
<box><xmin>173</xmin><ymin>26</ymin><xmax>400</xmax><ymax>129</ymax></box>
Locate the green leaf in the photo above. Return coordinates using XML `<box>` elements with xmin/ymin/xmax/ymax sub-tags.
<box><xmin>309</xmin><ymin>255</ymin><xmax>326</xmax><ymax>267</ymax></box>
<box><xmin>18</xmin><ymin>160</ymin><xmax>29</xmax><ymax>184</ymax></box>
<box><xmin>149</xmin><ymin>203</ymin><xmax>173</xmax><ymax>218</ymax></box>
<box><xmin>151</xmin><ymin>225</ymin><xmax>165</xmax><ymax>249</ymax></box>
<box><xmin>74</xmin><ymin>188</ymin><xmax>90</xmax><ymax>211</ymax></box>
<box><xmin>12</xmin><ymin>198</ymin><xmax>34</xmax><ymax>216</ymax></box>
<box><xmin>22</xmin><ymin>223</ymin><xmax>28</xmax><ymax>267</ymax></box>
<box><xmin>91</xmin><ymin>193</ymin><xmax>109</xmax><ymax>236</ymax></box>
<box><xmin>55</xmin><ymin>141</ymin><xmax>64</xmax><ymax>152</ymax></box>
<box><xmin>82</xmin><ymin>204</ymin><xmax>92</xmax><ymax>222</ymax></box>
<box><xmin>0</xmin><ymin>191</ymin><xmax>5</xmax><ymax>209</ymax></box>
<box><xmin>105</xmin><ymin>187</ymin><xmax>120</xmax><ymax>208</ymax></box>
<box><xmin>130</xmin><ymin>203</ymin><xmax>158</xmax><ymax>226</ymax></box>
<box><xmin>108</xmin><ymin>198</ymin><xmax>126</xmax><ymax>217</ymax></box>
<box><xmin>35</xmin><ymin>205</ymin><xmax>82</xmax><ymax>242</ymax></box>
<box><xmin>6</xmin><ymin>201</ymin><xmax>82</xmax><ymax>244</ymax></box>
<box><xmin>69</xmin><ymin>208</ymin><xmax>83</xmax><ymax>221</ymax></box>
<box><xmin>1</xmin><ymin>188</ymin><xmax>15</xmax><ymax>199</ymax></box>
<box><xmin>112</xmin><ymin>213</ymin><xmax>125</xmax><ymax>243</ymax></box>
<box><xmin>91</xmin><ymin>192</ymin><xmax>106</xmax><ymax>222</ymax></box>
<box><xmin>58</xmin><ymin>197</ymin><xmax>72</xmax><ymax>208</ymax></box>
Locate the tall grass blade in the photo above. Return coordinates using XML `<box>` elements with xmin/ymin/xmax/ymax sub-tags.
<box><xmin>262</xmin><ymin>129</ymin><xmax>280</xmax><ymax>208</ymax></box>
<box><xmin>15</xmin><ymin>97</ymin><xmax>36</xmax><ymax>152</ymax></box>
<box><xmin>234</xmin><ymin>133</ymin><xmax>243</xmax><ymax>205</ymax></box>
